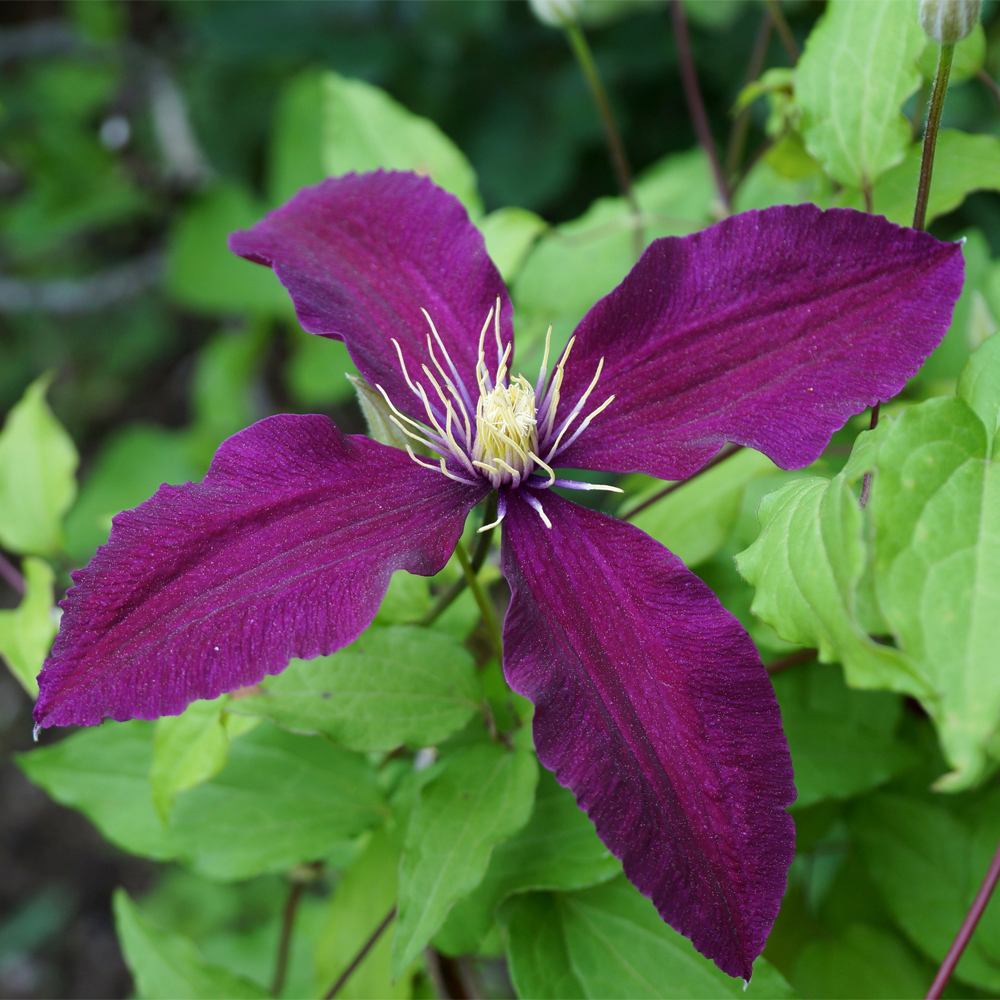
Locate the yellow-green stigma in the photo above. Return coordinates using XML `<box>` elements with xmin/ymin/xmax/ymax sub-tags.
<box><xmin>472</xmin><ymin>376</ymin><xmax>539</xmax><ymax>488</ymax></box>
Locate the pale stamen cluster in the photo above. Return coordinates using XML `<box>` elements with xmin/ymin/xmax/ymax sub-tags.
<box><xmin>375</xmin><ymin>299</ymin><xmax>621</xmax><ymax>530</ymax></box>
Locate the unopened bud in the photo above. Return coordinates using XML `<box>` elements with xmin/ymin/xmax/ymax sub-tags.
<box><xmin>529</xmin><ymin>0</ymin><xmax>579</xmax><ymax>27</ymax></box>
<box><xmin>919</xmin><ymin>0</ymin><xmax>982</xmax><ymax>44</ymax></box>
<box><xmin>348</xmin><ymin>374</ymin><xmax>409</xmax><ymax>451</ymax></box>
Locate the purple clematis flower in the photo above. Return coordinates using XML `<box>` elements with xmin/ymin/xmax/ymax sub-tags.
<box><xmin>34</xmin><ymin>171</ymin><xmax>962</xmax><ymax>979</ymax></box>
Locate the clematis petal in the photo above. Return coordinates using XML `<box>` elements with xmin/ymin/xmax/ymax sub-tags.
<box><xmin>229</xmin><ymin>171</ymin><xmax>512</xmax><ymax>420</ymax></box>
<box><xmin>500</xmin><ymin>489</ymin><xmax>795</xmax><ymax>980</ymax></box>
<box><xmin>34</xmin><ymin>414</ymin><xmax>485</xmax><ymax>730</ymax></box>
<box><xmin>553</xmin><ymin>205</ymin><xmax>964</xmax><ymax>480</ymax></box>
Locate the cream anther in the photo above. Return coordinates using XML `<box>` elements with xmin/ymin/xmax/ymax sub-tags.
<box><xmin>472</xmin><ymin>377</ymin><xmax>539</xmax><ymax>488</ymax></box>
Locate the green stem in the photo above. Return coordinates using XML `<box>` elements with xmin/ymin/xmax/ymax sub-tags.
<box><xmin>419</xmin><ymin>494</ymin><xmax>497</xmax><ymax>627</ymax></box>
<box><xmin>913</xmin><ymin>42</ymin><xmax>955</xmax><ymax>232</ymax></box>
<box><xmin>565</xmin><ymin>20</ymin><xmax>645</xmax><ymax>257</ymax></box>
<box><xmin>454</xmin><ymin>537</ymin><xmax>503</xmax><ymax>661</ymax></box>
<box><xmin>763</xmin><ymin>0</ymin><xmax>799</xmax><ymax>63</ymax></box>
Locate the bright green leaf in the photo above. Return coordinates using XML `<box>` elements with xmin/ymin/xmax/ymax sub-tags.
<box><xmin>795</xmin><ymin>0</ymin><xmax>926</xmax><ymax>189</ymax></box>
<box><xmin>0</xmin><ymin>556</ymin><xmax>57</xmax><ymax>698</ymax></box>
<box><xmin>869</xmin><ymin>397</ymin><xmax>1000</xmax><ymax>789</ymax></box>
<box><xmin>958</xmin><ymin>331</ymin><xmax>1000</xmax><ymax>452</ymax></box>
<box><xmin>170</xmin><ymin>723</ymin><xmax>385</xmax><ymax>880</ymax></box>
<box><xmin>269</xmin><ymin>69</ymin><xmax>482</xmax><ymax>217</ymax></box>
<box><xmin>284</xmin><ymin>322</ymin><xmax>358</xmax><ymax>407</ymax></box>
<box><xmin>113</xmin><ymin>890</ymin><xmax>269</xmax><ymax>1000</ymax></box>
<box><xmin>773</xmin><ymin>661</ymin><xmax>916</xmax><ymax>809</ymax></box>
<box><xmin>478</xmin><ymin>207</ymin><xmax>547</xmax><ymax>284</ymax></box>
<box><xmin>626</xmin><ymin>448</ymin><xmax>776</xmax><ymax>567</ymax></box>
<box><xmin>17</xmin><ymin>720</ymin><xmax>177</xmax><ymax>860</ymax></box>
<box><xmin>373</xmin><ymin>572</ymin><xmax>432</xmax><ymax>625</ymax></box>
<box><xmin>504</xmin><ymin>877</ymin><xmax>794</xmax><ymax>999</ymax></box>
<box><xmin>230</xmin><ymin>625</ymin><xmax>482</xmax><ymax>751</ymax></box>
<box><xmin>392</xmin><ymin>742</ymin><xmax>538</xmax><ymax>976</ymax></box>
<box><xmin>315</xmin><ymin>827</ymin><xmax>413</xmax><ymax>1000</ymax></box>
<box><xmin>0</xmin><ymin>374</ymin><xmax>78</xmax><ymax>556</ymax></box>
<box><xmin>151</xmin><ymin>698</ymin><xmax>230</xmax><ymax>821</ymax></box>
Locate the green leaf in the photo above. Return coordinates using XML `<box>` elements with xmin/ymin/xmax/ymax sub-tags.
<box><xmin>0</xmin><ymin>374</ymin><xmax>79</xmax><ymax>555</ymax></box>
<box><xmin>958</xmin><ymin>331</ymin><xmax>1000</xmax><ymax>452</ymax></box>
<box><xmin>113</xmin><ymin>890</ymin><xmax>269</xmax><ymax>1000</ymax></box>
<box><xmin>503</xmin><ymin>877</ymin><xmax>794</xmax><ymax>999</ymax></box>
<box><xmin>17</xmin><ymin>720</ymin><xmax>177</xmax><ymax>860</ymax></box>
<box><xmin>166</xmin><ymin>181</ymin><xmax>294</xmax><ymax>317</ymax></box>
<box><xmin>151</xmin><ymin>698</ymin><xmax>231</xmax><ymax>820</ymax></box>
<box><xmin>63</xmin><ymin>423</ymin><xmax>204</xmax><ymax>565</ymax></box>
<box><xmin>791</xmin><ymin>923</ymin><xmax>931</xmax><ymax>1000</ymax></box>
<box><xmin>795</xmin><ymin>0</ymin><xmax>926</xmax><ymax>188</ymax></box>
<box><xmin>849</xmin><ymin>792</ymin><xmax>1000</xmax><ymax>991</ymax></box>
<box><xmin>170</xmin><ymin>723</ymin><xmax>385</xmax><ymax>880</ymax></box>
<box><xmin>626</xmin><ymin>448</ymin><xmax>776</xmax><ymax>567</ymax></box>
<box><xmin>869</xmin><ymin>397</ymin><xmax>1000</xmax><ymax>789</ymax></box>
<box><xmin>478</xmin><ymin>207</ymin><xmax>547</xmax><ymax>284</ymax></box>
<box><xmin>269</xmin><ymin>69</ymin><xmax>482</xmax><ymax>217</ymax></box>
<box><xmin>435</xmin><ymin>768</ymin><xmax>620</xmax><ymax>955</ymax></box>
<box><xmin>284</xmin><ymin>323</ymin><xmax>359</xmax><ymax>407</ymax></box>
<box><xmin>230</xmin><ymin>625</ymin><xmax>482</xmax><ymax>752</ymax></box>
<box><xmin>0</xmin><ymin>556</ymin><xmax>57</xmax><ymax>698</ymax></box>
<box><xmin>315</xmin><ymin>827</ymin><xmax>413</xmax><ymax>1000</ymax></box>
<box><xmin>392</xmin><ymin>742</ymin><xmax>538</xmax><ymax>976</ymax></box>
<box><xmin>373</xmin><ymin>572</ymin><xmax>432</xmax><ymax>625</ymax></box>
<box><xmin>513</xmin><ymin>148</ymin><xmax>713</xmax><ymax>358</ymax></box>
<box><xmin>918</xmin><ymin>25</ymin><xmax>985</xmax><ymax>84</ymax></box>
<box><xmin>735</xmin><ymin>469</ymin><xmax>928</xmax><ymax>698</ymax></box>
<box><xmin>773</xmin><ymin>661</ymin><xmax>916</xmax><ymax>809</ymax></box>
<box><xmin>864</xmin><ymin>130</ymin><xmax>1000</xmax><ymax>228</ymax></box>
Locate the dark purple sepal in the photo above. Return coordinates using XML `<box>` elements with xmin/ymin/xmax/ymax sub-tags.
<box><xmin>500</xmin><ymin>489</ymin><xmax>795</xmax><ymax>980</ymax></box>
<box><xmin>555</xmin><ymin>205</ymin><xmax>964</xmax><ymax>480</ymax></box>
<box><xmin>229</xmin><ymin>171</ymin><xmax>512</xmax><ymax>421</ymax></box>
<box><xmin>35</xmin><ymin>414</ymin><xmax>486</xmax><ymax>729</ymax></box>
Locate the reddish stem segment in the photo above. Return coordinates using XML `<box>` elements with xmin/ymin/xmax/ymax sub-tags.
<box><xmin>925</xmin><ymin>835</ymin><xmax>1000</xmax><ymax>999</ymax></box>
<box><xmin>324</xmin><ymin>905</ymin><xmax>397</xmax><ymax>1000</ymax></box>
<box><xmin>0</xmin><ymin>552</ymin><xmax>25</xmax><ymax>597</ymax></box>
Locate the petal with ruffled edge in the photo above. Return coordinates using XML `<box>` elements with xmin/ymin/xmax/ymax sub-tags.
<box><xmin>35</xmin><ymin>415</ymin><xmax>486</xmax><ymax>730</ymax></box>
<box><xmin>500</xmin><ymin>489</ymin><xmax>794</xmax><ymax>980</ymax></box>
<box><xmin>553</xmin><ymin>206</ymin><xmax>963</xmax><ymax>480</ymax></box>
<box><xmin>229</xmin><ymin>171</ymin><xmax>512</xmax><ymax>422</ymax></box>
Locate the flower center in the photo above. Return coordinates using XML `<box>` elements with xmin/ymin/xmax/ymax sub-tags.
<box><xmin>472</xmin><ymin>377</ymin><xmax>538</xmax><ymax>488</ymax></box>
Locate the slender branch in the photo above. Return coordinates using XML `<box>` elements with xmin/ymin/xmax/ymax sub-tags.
<box><xmin>271</xmin><ymin>882</ymin><xmax>306</xmax><ymax>996</ymax></box>
<box><xmin>323</xmin><ymin>905</ymin><xmax>397</xmax><ymax>1000</ymax></box>
<box><xmin>763</xmin><ymin>0</ymin><xmax>799</xmax><ymax>63</ymax></box>
<box><xmin>977</xmin><ymin>68</ymin><xmax>1000</xmax><ymax>116</ymax></box>
<box><xmin>454</xmin><ymin>539</ymin><xmax>503</xmax><ymax>661</ymax></box>
<box><xmin>622</xmin><ymin>444</ymin><xmax>742</xmax><ymax>522</ymax></box>
<box><xmin>565</xmin><ymin>21</ymin><xmax>644</xmax><ymax>257</ymax></box>
<box><xmin>925</xmin><ymin>834</ymin><xmax>1000</xmax><ymax>999</ymax></box>
<box><xmin>724</xmin><ymin>11</ymin><xmax>773</xmax><ymax>182</ymax></box>
<box><xmin>419</xmin><ymin>494</ymin><xmax>497</xmax><ymax>627</ymax></box>
<box><xmin>914</xmin><ymin>43</ymin><xmax>955</xmax><ymax>232</ymax></box>
<box><xmin>765</xmin><ymin>647</ymin><xmax>817</xmax><ymax>674</ymax></box>
<box><xmin>670</xmin><ymin>0</ymin><xmax>730</xmax><ymax>211</ymax></box>
<box><xmin>0</xmin><ymin>552</ymin><xmax>25</xmax><ymax>597</ymax></box>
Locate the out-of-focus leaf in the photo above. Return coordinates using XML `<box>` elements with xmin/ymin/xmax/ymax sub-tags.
<box><xmin>315</xmin><ymin>827</ymin><xmax>413</xmax><ymax>1000</ymax></box>
<box><xmin>795</xmin><ymin>0</ymin><xmax>925</xmax><ymax>189</ymax></box>
<box><xmin>850</xmin><ymin>791</ymin><xmax>1000</xmax><ymax>991</ymax></box>
<box><xmin>478</xmin><ymin>207</ymin><xmax>547</xmax><ymax>284</ymax></box>
<box><xmin>269</xmin><ymin>69</ymin><xmax>482</xmax><ymax>217</ymax></box>
<box><xmin>392</xmin><ymin>742</ymin><xmax>538</xmax><ymax>976</ymax></box>
<box><xmin>773</xmin><ymin>661</ymin><xmax>916</xmax><ymax>809</ymax></box>
<box><xmin>170</xmin><ymin>723</ymin><xmax>385</xmax><ymax>881</ymax></box>
<box><xmin>625</xmin><ymin>448</ymin><xmax>776</xmax><ymax>567</ymax></box>
<box><xmin>113</xmin><ymin>890</ymin><xmax>270</xmax><ymax>1000</ymax></box>
<box><xmin>63</xmin><ymin>423</ymin><xmax>203</xmax><ymax>565</ymax></box>
<box><xmin>435</xmin><ymin>769</ymin><xmax>620</xmax><ymax>955</ymax></box>
<box><xmin>791</xmin><ymin>923</ymin><xmax>930</xmax><ymax>999</ymax></box>
<box><xmin>284</xmin><ymin>323</ymin><xmax>358</xmax><ymax>407</ymax></box>
<box><xmin>0</xmin><ymin>374</ymin><xmax>78</xmax><ymax>556</ymax></box>
<box><xmin>166</xmin><ymin>182</ymin><xmax>293</xmax><ymax>317</ymax></box>
<box><xmin>503</xmin><ymin>878</ymin><xmax>794</xmax><ymax>999</ymax></box>
<box><xmin>917</xmin><ymin>25</ymin><xmax>985</xmax><ymax>83</ymax></box>
<box><xmin>958</xmin><ymin>332</ymin><xmax>1000</xmax><ymax>451</ymax></box>
<box><xmin>17</xmin><ymin>721</ymin><xmax>177</xmax><ymax>860</ymax></box>
<box><xmin>230</xmin><ymin>625</ymin><xmax>482</xmax><ymax>751</ymax></box>
<box><xmin>0</xmin><ymin>556</ymin><xmax>57</xmax><ymax>698</ymax></box>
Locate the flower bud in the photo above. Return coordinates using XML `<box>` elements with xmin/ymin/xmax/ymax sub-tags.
<box><xmin>529</xmin><ymin>0</ymin><xmax>579</xmax><ymax>27</ymax></box>
<box><xmin>348</xmin><ymin>374</ymin><xmax>409</xmax><ymax>451</ymax></box>
<box><xmin>919</xmin><ymin>0</ymin><xmax>982</xmax><ymax>44</ymax></box>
